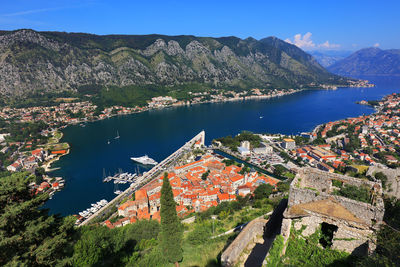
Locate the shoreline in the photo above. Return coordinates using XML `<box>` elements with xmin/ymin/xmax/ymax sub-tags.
<box><xmin>43</xmin><ymin>130</ymin><xmax>70</xmax><ymax>172</ymax></box>
<box><xmin>310</xmin><ymin>97</ymin><xmax>383</xmax><ymax>135</ymax></box>
<box><xmin>44</xmin><ymin>89</ymin><xmax>303</xmax><ymax>197</ymax></box>
<box><xmin>44</xmin><ymin>149</ymin><xmax>70</xmax><ymax>172</ymax></box>
<box><xmin>81</xmin><ymin>88</ymin><xmax>305</xmax><ymax>124</ymax></box>
<box><xmin>44</xmin><ymin>85</ymin><xmax>377</xmax><ymax>200</ymax></box>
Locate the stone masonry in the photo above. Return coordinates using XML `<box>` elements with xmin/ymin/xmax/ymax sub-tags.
<box><xmin>283</xmin><ymin>167</ymin><xmax>385</xmax><ymax>255</ymax></box>
<box><xmin>221</xmin><ymin>218</ymin><xmax>268</xmax><ymax>267</ymax></box>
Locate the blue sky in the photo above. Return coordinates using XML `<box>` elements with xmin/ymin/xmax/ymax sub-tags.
<box><xmin>0</xmin><ymin>0</ymin><xmax>399</xmax><ymax>51</ymax></box>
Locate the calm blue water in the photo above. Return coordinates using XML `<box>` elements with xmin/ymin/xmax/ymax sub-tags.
<box><xmin>43</xmin><ymin>76</ymin><xmax>400</xmax><ymax>216</ymax></box>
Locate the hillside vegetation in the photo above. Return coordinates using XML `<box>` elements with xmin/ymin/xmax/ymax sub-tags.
<box><xmin>0</xmin><ymin>29</ymin><xmax>350</xmax><ymax>102</ymax></box>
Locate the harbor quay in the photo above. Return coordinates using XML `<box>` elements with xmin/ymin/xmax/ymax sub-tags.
<box><xmin>78</xmin><ymin>131</ymin><xmax>207</xmax><ymax>226</ymax></box>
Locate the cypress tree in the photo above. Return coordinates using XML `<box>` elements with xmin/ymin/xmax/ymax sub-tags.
<box><xmin>160</xmin><ymin>172</ymin><xmax>183</xmax><ymax>266</ymax></box>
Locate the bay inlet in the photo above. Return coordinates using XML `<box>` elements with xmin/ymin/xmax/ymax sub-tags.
<box><xmin>43</xmin><ymin>76</ymin><xmax>400</xmax><ymax>216</ymax></box>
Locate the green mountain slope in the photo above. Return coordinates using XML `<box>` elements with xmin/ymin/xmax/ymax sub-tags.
<box><xmin>0</xmin><ymin>29</ymin><xmax>349</xmax><ymax>98</ymax></box>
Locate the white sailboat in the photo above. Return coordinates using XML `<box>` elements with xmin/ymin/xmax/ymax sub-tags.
<box><xmin>115</xmin><ymin>130</ymin><xmax>120</xmax><ymax>139</ymax></box>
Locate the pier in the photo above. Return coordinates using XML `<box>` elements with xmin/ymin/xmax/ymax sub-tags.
<box><xmin>103</xmin><ymin>172</ymin><xmax>137</xmax><ymax>184</ymax></box>
<box><xmin>79</xmin><ymin>130</ymin><xmax>205</xmax><ymax>226</ymax></box>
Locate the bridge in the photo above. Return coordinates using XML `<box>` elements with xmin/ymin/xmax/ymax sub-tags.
<box><xmin>79</xmin><ymin>130</ymin><xmax>205</xmax><ymax>226</ymax></box>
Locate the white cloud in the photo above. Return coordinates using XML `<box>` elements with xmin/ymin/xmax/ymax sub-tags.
<box><xmin>0</xmin><ymin>2</ymin><xmax>95</xmax><ymax>18</ymax></box>
<box><xmin>319</xmin><ymin>41</ymin><xmax>340</xmax><ymax>49</ymax></box>
<box><xmin>1</xmin><ymin>8</ymin><xmax>62</xmax><ymax>17</ymax></box>
<box><xmin>285</xmin><ymin>32</ymin><xmax>341</xmax><ymax>50</ymax></box>
<box><xmin>373</xmin><ymin>43</ymin><xmax>380</xmax><ymax>47</ymax></box>
<box><xmin>285</xmin><ymin>32</ymin><xmax>315</xmax><ymax>49</ymax></box>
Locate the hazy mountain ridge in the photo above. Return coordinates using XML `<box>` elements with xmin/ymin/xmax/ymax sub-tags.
<box><xmin>328</xmin><ymin>47</ymin><xmax>400</xmax><ymax>77</ymax></box>
<box><xmin>0</xmin><ymin>29</ymin><xmax>349</xmax><ymax>98</ymax></box>
<box><xmin>308</xmin><ymin>50</ymin><xmax>353</xmax><ymax>67</ymax></box>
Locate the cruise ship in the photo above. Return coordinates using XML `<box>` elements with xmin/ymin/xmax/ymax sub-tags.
<box><xmin>130</xmin><ymin>155</ymin><xmax>158</xmax><ymax>165</ymax></box>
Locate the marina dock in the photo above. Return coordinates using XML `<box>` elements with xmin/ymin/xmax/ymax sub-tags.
<box><xmin>103</xmin><ymin>172</ymin><xmax>137</xmax><ymax>184</ymax></box>
<box><xmin>78</xmin><ymin>130</ymin><xmax>205</xmax><ymax>226</ymax></box>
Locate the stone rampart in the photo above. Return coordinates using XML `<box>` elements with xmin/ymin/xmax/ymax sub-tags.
<box><xmin>288</xmin><ymin>168</ymin><xmax>384</xmax><ymax>226</ymax></box>
<box><xmin>288</xmin><ymin>186</ymin><xmax>384</xmax><ymax>225</ymax></box>
<box><xmin>284</xmin><ymin>167</ymin><xmax>385</xmax><ymax>255</ymax></box>
<box><xmin>367</xmin><ymin>166</ymin><xmax>400</xmax><ymax>199</ymax></box>
<box><xmin>221</xmin><ymin>218</ymin><xmax>268</xmax><ymax>267</ymax></box>
<box><xmin>301</xmin><ymin>168</ymin><xmax>380</xmax><ymax>192</ymax></box>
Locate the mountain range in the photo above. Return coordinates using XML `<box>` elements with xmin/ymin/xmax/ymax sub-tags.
<box><xmin>308</xmin><ymin>50</ymin><xmax>353</xmax><ymax>68</ymax></box>
<box><xmin>328</xmin><ymin>47</ymin><xmax>400</xmax><ymax>77</ymax></box>
<box><xmin>0</xmin><ymin>29</ymin><xmax>349</xmax><ymax>99</ymax></box>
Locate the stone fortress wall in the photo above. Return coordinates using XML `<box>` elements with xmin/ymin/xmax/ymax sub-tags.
<box><xmin>283</xmin><ymin>168</ymin><xmax>385</xmax><ymax>255</ymax></box>
<box><xmin>220</xmin><ymin>218</ymin><xmax>267</xmax><ymax>267</ymax></box>
<box><xmin>288</xmin><ymin>168</ymin><xmax>385</xmax><ymax>226</ymax></box>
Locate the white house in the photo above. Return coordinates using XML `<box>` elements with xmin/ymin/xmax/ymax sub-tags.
<box><xmin>238</xmin><ymin>146</ymin><xmax>250</xmax><ymax>156</ymax></box>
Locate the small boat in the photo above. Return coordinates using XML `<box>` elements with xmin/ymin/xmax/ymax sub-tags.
<box><xmin>259</xmin><ymin>116</ymin><xmax>263</xmax><ymax>119</ymax></box>
<box><xmin>115</xmin><ymin>130</ymin><xmax>120</xmax><ymax>139</ymax></box>
<box><xmin>114</xmin><ymin>190</ymin><xmax>122</xmax><ymax>195</ymax></box>
<box><xmin>107</xmin><ymin>140</ymin><xmax>110</xmax><ymax>145</ymax></box>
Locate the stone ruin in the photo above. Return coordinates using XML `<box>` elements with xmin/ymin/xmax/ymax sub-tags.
<box><xmin>221</xmin><ymin>218</ymin><xmax>268</xmax><ymax>267</ymax></box>
<box><xmin>283</xmin><ymin>167</ymin><xmax>385</xmax><ymax>255</ymax></box>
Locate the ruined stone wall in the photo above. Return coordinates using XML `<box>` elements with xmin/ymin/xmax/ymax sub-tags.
<box><xmin>301</xmin><ymin>168</ymin><xmax>380</xmax><ymax>193</ymax></box>
<box><xmin>291</xmin><ymin>216</ymin><xmax>374</xmax><ymax>255</ymax></box>
<box><xmin>288</xmin><ymin>185</ymin><xmax>384</xmax><ymax>225</ymax></box>
<box><xmin>367</xmin><ymin>166</ymin><xmax>400</xmax><ymax>199</ymax></box>
<box><xmin>288</xmin><ymin>168</ymin><xmax>385</xmax><ymax>226</ymax></box>
<box><xmin>335</xmin><ymin>195</ymin><xmax>384</xmax><ymax>225</ymax></box>
<box><xmin>301</xmin><ymin>168</ymin><xmax>331</xmax><ymax>192</ymax></box>
<box><xmin>221</xmin><ymin>218</ymin><xmax>267</xmax><ymax>267</ymax></box>
<box><xmin>288</xmin><ymin>185</ymin><xmax>323</xmax><ymax>207</ymax></box>
<box><xmin>284</xmin><ymin>168</ymin><xmax>385</xmax><ymax>256</ymax></box>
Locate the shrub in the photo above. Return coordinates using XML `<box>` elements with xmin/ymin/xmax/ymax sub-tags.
<box><xmin>333</xmin><ymin>184</ymin><xmax>371</xmax><ymax>204</ymax></box>
<box><xmin>186</xmin><ymin>225</ymin><xmax>212</xmax><ymax>246</ymax></box>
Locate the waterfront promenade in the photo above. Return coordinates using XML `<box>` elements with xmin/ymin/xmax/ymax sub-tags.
<box><xmin>79</xmin><ymin>130</ymin><xmax>205</xmax><ymax>226</ymax></box>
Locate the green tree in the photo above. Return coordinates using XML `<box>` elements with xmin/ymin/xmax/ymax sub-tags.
<box><xmin>277</xmin><ymin>181</ymin><xmax>290</xmax><ymax>192</ymax></box>
<box><xmin>201</xmin><ymin>170</ymin><xmax>210</xmax><ymax>180</ymax></box>
<box><xmin>0</xmin><ymin>172</ymin><xmax>75</xmax><ymax>266</ymax></box>
<box><xmin>254</xmin><ymin>183</ymin><xmax>274</xmax><ymax>199</ymax></box>
<box><xmin>375</xmin><ymin>172</ymin><xmax>388</xmax><ymax>190</ymax></box>
<box><xmin>273</xmin><ymin>164</ymin><xmax>287</xmax><ymax>177</ymax></box>
<box><xmin>160</xmin><ymin>172</ymin><xmax>183</xmax><ymax>266</ymax></box>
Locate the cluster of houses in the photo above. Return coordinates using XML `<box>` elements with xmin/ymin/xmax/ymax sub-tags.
<box><xmin>0</xmin><ymin>102</ymin><xmax>97</xmax><ymax>126</ymax></box>
<box><xmin>205</xmin><ymin>88</ymin><xmax>300</xmax><ymax>103</ymax></box>
<box><xmin>6</xmin><ymin>148</ymin><xmax>48</xmax><ymax>172</ymax></box>
<box><xmin>28</xmin><ymin>176</ymin><xmax>65</xmax><ymax>197</ymax></box>
<box><xmin>104</xmin><ymin>153</ymin><xmax>279</xmax><ymax>228</ymax></box>
<box><xmin>294</xmin><ymin>93</ymin><xmax>400</xmax><ymax>171</ymax></box>
<box><xmin>0</xmin><ymin>89</ymin><xmax>299</xmax><ymax>128</ymax></box>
